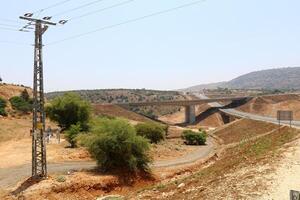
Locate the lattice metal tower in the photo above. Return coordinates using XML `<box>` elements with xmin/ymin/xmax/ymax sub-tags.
<box><xmin>20</xmin><ymin>16</ymin><xmax>56</xmax><ymax>178</ymax></box>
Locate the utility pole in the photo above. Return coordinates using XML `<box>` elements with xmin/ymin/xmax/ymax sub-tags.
<box><xmin>19</xmin><ymin>15</ymin><xmax>56</xmax><ymax>178</ymax></box>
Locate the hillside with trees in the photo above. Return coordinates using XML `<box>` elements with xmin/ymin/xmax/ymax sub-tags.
<box><xmin>0</xmin><ymin>83</ymin><xmax>33</xmax><ymax>117</ymax></box>
<box><xmin>46</xmin><ymin>89</ymin><xmax>187</xmax><ymax>119</ymax></box>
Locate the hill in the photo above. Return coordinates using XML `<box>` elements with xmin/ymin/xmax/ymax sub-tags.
<box><xmin>183</xmin><ymin>67</ymin><xmax>300</xmax><ymax>91</ymax></box>
<box><xmin>0</xmin><ymin>83</ymin><xmax>31</xmax><ymax>101</ymax></box>
<box><xmin>0</xmin><ymin>83</ymin><xmax>32</xmax><ymax>117</ymax></box>
<box><xmin>46</xmin><ymin>89</ymin><xmax>187</xmax><ymax>118</ymax></box>
<box><xmin>238</xmin><ymin>94</ymin><xmax>300</xmax><ymax>120</ymax></box>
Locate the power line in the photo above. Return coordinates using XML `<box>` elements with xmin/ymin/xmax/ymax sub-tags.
<box><xmin>33</xmin><ymin>0</ymin><xmax>75</xmax><ymax>14</ymax></box>
<box><xmin>0</xmin><ymin>26</ymin><xmax>28</xmax><ymax>32</ymax></box>
<box><xmin>52</xmin><ymin>0</ymin><xmax>106</xmax><ymax>17</ymax></box>
<box><xmin>47</xmin><ymin>0</ymin><xmax>206</xmax><ymax>45</ymax></box>
<box><xmin>0</xmin><ymin>40</ymin><xmax>31</xmax><ymax>46</ymax></box>
<box><xmin>0</xmin><ymin>23</ymin><xmax>23</xmax><ymax>28</ymax></box>
<box><xmin>0</xmin><ymin>18</ymin><xmax>23</xmax><ymax>25</ymax></box>
<box><xmin>68</xmin><ymin>0</ymin><xmax>135</xmax><ymax>21</ymax></box>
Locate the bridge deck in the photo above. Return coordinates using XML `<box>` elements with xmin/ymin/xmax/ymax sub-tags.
<box><xmin>112</xmin><ymin>96</ymin><xmax>251</xmax><ymax>107</ymax></box>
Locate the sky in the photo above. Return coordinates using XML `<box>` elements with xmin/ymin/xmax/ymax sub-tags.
<box><xmin>0</xmin><ymin>0</ymin><xmax>300</xmax><ymax>92</ymax></box>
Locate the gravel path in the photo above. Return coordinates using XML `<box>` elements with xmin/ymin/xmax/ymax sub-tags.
<box><xmin>0</xmin><ymin>138</ymin><xmax>215</xmax><ymax>189</ymax></box>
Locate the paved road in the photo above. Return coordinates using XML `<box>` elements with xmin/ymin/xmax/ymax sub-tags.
<box><xmin>220</xmin><ymin>108</ymin><xmax>300</xmax><ymax>127</ymax></box>
<box><xmin>193</xmin><ymin>91</ymin><xmax>300</xmax><ymax>128</ymax></box>
<box><xmin>192</xmin><ymin>92</ymin><xmax>223</xmax><ymax>107</ymax></box>
<box><xmin>0</xmin><ymin>138</ymin><xmax>215</xmax><ymax>189</ymax></box>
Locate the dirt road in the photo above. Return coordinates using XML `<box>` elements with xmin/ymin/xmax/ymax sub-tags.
<box><xmin>0</xmin><ymin>138</ymin><xmax>215</xmax><ymax>189</ymax></box>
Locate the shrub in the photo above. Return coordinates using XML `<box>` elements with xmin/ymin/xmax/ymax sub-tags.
<box><xmin>56</xmin><ymin>175</ymin><xmax>66</xmax><ymax>183</ymax></box>
<box><xmin>0</xmin><ymin>97</ymin><xmax>7</xmax><ymax>116</ymax></box>
<box><xmin>9</xmin><ymin>96</ymin><xmax>32</xmax><ymax>113</ymax></box>
<box><xmin>65</xmin><ymin>124</ymin><xmax>82</xmax><ymax>148</ymax></box>
<box><xmin>182</xmin><ymin>130</ymin><xmax>207</xmax><ymax>145</ymax></box>
<box><xmin>135</xmin><ymin>122</ymin><xmax>166</xmax><ymax>144</ymax></box>
<box><xmin>45</xmin><ymin>93</ymin><xmax>91</xmax><ymax>131</ymax></box>
<box><xmin>21</xmin><ymin>89</ymin><xmax>30</xmax><ymax>102</ymax></box>
<box><xmin>79</xmin><ymin>118</ymin><xmax>151</xmax><ymax>172</ymax></box>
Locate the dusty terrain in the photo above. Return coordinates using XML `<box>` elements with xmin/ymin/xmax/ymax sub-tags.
<box><xmin>259</xmin><ymin>138</ymin><xmax>300</xmax><ymax>199</ymax></box>
<box><xmin>0</xmin><ymin>84</ymin><xmax>32</xmax><ymax>100</ymax></box>
<box><xmin>0</xmin><ymin>117</ymin><xmax>202</xmax><ymax>169</ymax></box>
<box><xmin>239</xmin><ymin>94</ymin><xmax>300</xmax><ymax>120</ymax></box>
<box><xmin>0</xmin><ymin>137</ymin><xmax>92</xmax><ymax>169</ymax></box>
<box><xmin>93</xmin><ymin>104</ymin><xmax>153</xmax><ymax>123</ymax></box>
<box><xmin>127</xmin><ymin>126</ymin><xmax>299</xmax><ymax>200</ymax></box>
<box><xmin>0</xmin><ymin>117</ymin><xmax>32</xmax><ymax>142</ymax></box>
<box><xmin>5</xmin><ymin>120</ymin><xmax>298</xmax><ymax>200</ymax></box>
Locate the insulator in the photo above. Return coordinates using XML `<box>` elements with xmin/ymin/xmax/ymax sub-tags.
<box><xmin>58</xmin><ymin>20</ymin><xmax>68</xmax><ymax>25</ymax></box>
<box><xmin>24</xmin><ymin>13</ymin><xmax>33</xmax><ymax>17</ymax></box>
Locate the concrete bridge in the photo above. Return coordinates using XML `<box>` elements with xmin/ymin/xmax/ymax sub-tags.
<box><xmin>115</xmin><ymin>96</ymin><xmax>251</xmax><ymax>124</ymax></box>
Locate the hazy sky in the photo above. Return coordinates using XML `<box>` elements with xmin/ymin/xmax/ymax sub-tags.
<box><xmin>1</xmin><ymin>0</ymin><xmax>300</xmax><ymax>92</ymax></box>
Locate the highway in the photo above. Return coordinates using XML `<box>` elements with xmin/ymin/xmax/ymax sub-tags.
<box><xmin>220</xmin><ymin>108</ymin><xmax>300</xmax><ymax>127</ymax></box>
<box><xmin>193</xmin><ymin>92</ymin><xmax>300</xmax><ymax>128</ymax></box>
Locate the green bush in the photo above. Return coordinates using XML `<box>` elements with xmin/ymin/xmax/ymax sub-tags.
<box><xmin>65</xmin><ymin>124</ymin><xmax>82</xmax><ymax>148</ymax></box>
<box><xmin>135</xmin><ymin>122</ymin><xmax>166</xmax><ymax>144</ymax></box>
<box><xmin>45</xmin><ymin>93</ymin><xmax>91</xmax><ymax>131</ymax></box>
<box><xmin>0</xmin><ymin>97</ymin><xmax>7</xmax><ymax>116</ymax></box>
<box><xmin>9</xmin><ymin>96</ymin><xmax>32</xmax><ymax>113</ymax></box>
<box><xmin>56</xmin><ymin>175</ymin><xmax>66</xmax><ymax>183</ymax></box>
<box><xmin>79</xmin><ymin>118</ymin><xmax>151</xmax><ymax>172</ymax></box>
<box><xmin>182</xmin><ymin>130</ymin><xmax>207</xmax><ymax>145</ymax></box>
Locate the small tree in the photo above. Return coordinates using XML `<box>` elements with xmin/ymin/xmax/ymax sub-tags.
<box><xmin>65</xmin><ymin>123</ymin><xmax>81</xmax><ymax>148</ymax></box>
<box><xmin>45</xmin><ymin>93</ymin><xmax>91</xmax><ymax>131</ymax></box>
<box><xmin>0</xmin><ymin>97</ymin><xmax>7</xmax><ymax>116</ymax></box>
<box><xmin>9</xmin><ymin>96</ymin><xmax>32</xmax><ymax>113</ymax></box>
<box><xmin>79</xmin><ymin>118</ymin><xmax>151</xmax><ymax>172</ymax></box>
<box><xmin>135</xmin><ymin>122</ymin><xmax>166</xmax><ymax>144</ymax></box>
<box><xmin>21</xmin><ymin>89</ymin><xmax>30</xmax><ymax>102</ymax></box>
<box><xmin>182</xmin><ymin>130</ymin><xmax>207</xmax><ymax>145</ymax></box>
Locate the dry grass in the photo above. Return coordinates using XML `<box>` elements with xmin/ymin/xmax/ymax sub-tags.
<box><xmin>214</xmin><ymin>119</ymin><xmax>278</xmax><ymax>144</ymax></box>
<box><xmin>131</xmin><ymin>126</ymin><xmax>300</xmax><ymax>199</ymax></box>
<box><xmin>93</xmin><ymin>104</ymin><xmax>153</xmax><ymax>123</ymax></box>
<box><xmin>0</xmin><ymin>117</ymin><xmax>32</xmax><ymax>142</ymax></box>
<box><xmin>0</xmin><ymin>84</ymin><xmax>32</xmax><ymax>100</ymax></box>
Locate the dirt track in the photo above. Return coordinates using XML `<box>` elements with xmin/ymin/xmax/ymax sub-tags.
<box><xmin>0</xmin><ymin>138</ymin><xmax>215</xmax><ymax>189</ymax></box>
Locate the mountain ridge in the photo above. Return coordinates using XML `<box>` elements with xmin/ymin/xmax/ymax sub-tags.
<box><xmin>183</xmin><ymin>67</ymin><xmax>300</xmax><ymax>91</ymax></box>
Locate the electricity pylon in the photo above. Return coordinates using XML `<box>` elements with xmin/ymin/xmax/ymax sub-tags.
<box><xmin>20</xmin><ymin>15</ymin><xmax>56</xmax><ymax>178</ymax></box>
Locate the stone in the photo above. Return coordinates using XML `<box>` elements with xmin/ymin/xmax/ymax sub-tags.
<box><xmin>96</xmin><ymin>195</ymin><xmax>124</xmax><ymax>200</ymax></box>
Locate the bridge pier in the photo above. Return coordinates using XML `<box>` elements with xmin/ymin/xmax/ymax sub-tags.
<box><xmin>185</xmin><ymin>105</ymin><xmax>196</xmax><ymax>124</ymax></box>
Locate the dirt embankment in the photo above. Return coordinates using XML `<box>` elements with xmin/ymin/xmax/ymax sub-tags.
<box><xmin>239</xmin><ymin>94</ymin><xmax>300</xmax><ymax>120</ymax></box>
<box><xmin>213</xmin><ymin>119</ymin><xmax>278</xmax><ymax>144</ymax></box>
<box><xmin>128</xmin><ymin>126</ymin><xmax>300</xmax><ymax>200</ymax></box>
<box><xmin>159</xmin><ymin>104</ymin><xmax>224</xmax><ymax>128</ymax></box>
<box><xmin>260</xmin><ymin>138</ymin><xmax>300</xmax><ymax>200</ymax></box>
<box><xmin>93</xmin><ymin>104</ymin><xmax>153</xmax><ymax>123</ymax></box>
